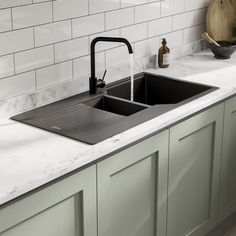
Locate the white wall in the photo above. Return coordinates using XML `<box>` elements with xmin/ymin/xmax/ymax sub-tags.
<box><xmin>0</xmin><ymin>0</ymin><xmax>211</xmax><ymax>105</ymax></box>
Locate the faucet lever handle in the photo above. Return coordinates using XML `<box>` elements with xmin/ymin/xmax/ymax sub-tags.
<box><xmin>97</xmin><ymin>70</ymin><xmax>107</xmax><ymax>88</ymax></box>
<box><xmin>101</xmin><ymin>70</ymin><xmax>107</xmax><ymax>82</ymax></box>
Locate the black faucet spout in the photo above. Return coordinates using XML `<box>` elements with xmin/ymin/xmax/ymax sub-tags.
<box><xmin>89</xmin><ymin>37</ymin><xmax>133</xmax><ymax>94</ymax></box>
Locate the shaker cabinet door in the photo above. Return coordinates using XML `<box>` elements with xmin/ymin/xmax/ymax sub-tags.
<box><xmin>0</xmin><ymin>165</ymin><xmax>97</xmax><ymax>236</ymax></box>
<box><xmin>167</xmin><ymin>103</ymin><xmax>224</xmax><ymax>236</ymax></box>
<box><xmin>219</xmin><ymin>96</ymin><xmax>236</xmax><ymax>222</ymax></box>
<box><xmin>97</xmin><ymin>131</ymin><xmax>169</xmax><ymax>236</ymax></box>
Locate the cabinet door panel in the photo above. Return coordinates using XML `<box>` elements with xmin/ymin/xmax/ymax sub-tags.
<box><xmin>0</xmin><ymin>166</ymin><xmax>96</xmax><ymax>236</ymax></box>
<box><xmin>168</xmin><ymin>104</ymin><xmax>224</xmax><ymax>236</ymax></box>
<box><xmin>219</xmin><ymin>97</ymin><xmax>236</xmax><ymax>221</ymax></box>
<box><xmin>1</xmin><ymin>196</ymin><xmax>79</xmax><ymax>236</ymax></box>
<box><xmin>98</xmin><ymin>131</ymin><xmax>169</xmax><ymax>236</ymax></box>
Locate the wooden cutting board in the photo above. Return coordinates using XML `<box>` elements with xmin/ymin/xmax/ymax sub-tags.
<box><xmin>206</xmin><ymin>0</ymin><xmax>236</xmax><ymax>41</ymax></box>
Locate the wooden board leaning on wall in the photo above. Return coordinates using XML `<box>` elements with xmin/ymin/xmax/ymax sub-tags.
<box><xmin>206</xmin><ymin>0</ymin><xmax>236</xmax><ymax>41</ymax></box>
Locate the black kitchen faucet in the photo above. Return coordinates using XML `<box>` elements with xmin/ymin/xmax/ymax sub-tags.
<box><xmin>89</xmin><ymin>37</ymin><xmax>133</xmax><ymax>94</ymax></box>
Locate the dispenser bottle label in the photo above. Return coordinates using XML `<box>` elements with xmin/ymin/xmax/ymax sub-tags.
<box><xmin>163</xmin><ymin>53</ymin><xmax>170</xmax><ymax>65</ymax></box>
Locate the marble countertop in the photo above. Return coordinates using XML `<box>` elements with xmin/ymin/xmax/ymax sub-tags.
<box><xmin>1</xmin><ymin>49</ymin><xmax>236</xmax><ymax>206</ymax></box>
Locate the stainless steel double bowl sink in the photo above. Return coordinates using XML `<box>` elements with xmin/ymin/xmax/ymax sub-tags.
<box><xmin>12</xmin><ymin>72</ymin><xmax>217</xmax><ymax>144</ymax></box>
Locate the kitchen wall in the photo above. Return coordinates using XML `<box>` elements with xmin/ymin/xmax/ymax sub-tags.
<box><xmin>0</xmin><ymin>0</ymin><xmax>211</xmax><ymax>117</ymax></box>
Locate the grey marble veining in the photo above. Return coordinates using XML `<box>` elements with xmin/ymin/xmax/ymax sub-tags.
<box><xmin>1</xmin><ymin>49</ymin><xmax>236</xmax><ymax>206</ymax></box>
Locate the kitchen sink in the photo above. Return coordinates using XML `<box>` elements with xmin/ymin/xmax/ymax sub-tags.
<box><xmin>12</xmin><ymin>72</ymin><xmax>218</xmax><ymax>144</ymax></box>
<box><xmin>84</xmin><ymin>95</ymin><xmax>148</xmax><ymax>116</ymax></box>
<box><xmin>107</xmin><ymin>73</ymin><xmax>214</xmax><ymax>106</ymax></box>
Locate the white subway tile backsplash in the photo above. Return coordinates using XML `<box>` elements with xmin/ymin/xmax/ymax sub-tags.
<box><xmin>15</xmin><ymin>45</ymin><xmax>54</xmax><ymax>73</ymax></box>
<box><xmin>173</xmin><ymin>12</ymin><xmax>195</xmax><ymax>31</ymax></box>
<box><xmin>0</xmin><ymin>0</ymin><xmax>32</xmax><ymax>9</ymax></box>
<box><xmin>35</xmin><ymin>20</ymin><xmax>72</xmax><ymax>47</ymax></box>
<box><xmin>36</xmin><ymin>61</ymin><xmax>73</xmax><ymax>89</ymax></box>
<box><xmin>161</xmin><ymin>0</ymin><xmax>185</xmax><ymax>17</ymax></box>
<box><xmin>121</xmin><ymin>0</ymin><xmax>148</xmax><ymax>8</ymax></box>
<box><xmin>184</xmin><ymin>24</ymin><xmax>205</xmax><ymax>44</ymax></box>
<box><xmin>0</xmin><ymin>72</ymin><xmax>35</xmax><ymax>100</ymax></box>
<box><xmin>0</xmin><ymin>55</ymin><xmax>14</xmax><ymax>79</ymax></box>
<box><xmin>89</xmin><ymin>0</ymin><xmax>120</xmax><ymax>14</ymax></box>
<box><xmin>72</xmin><ymin>14</ymin><xmax>104</xmax><ymax>38</ymax></box>
<box><xmin>73</xmin><ymin>52</ymin><xmax>105</xmax><ymax>78</ymax></box>
<box><xmin>106</xmin><ymin>46</ymin><xmax>131</xmax><ymax>68</ymax></box>
<box><xmin>0</xmin><ymin>9</ymin><xmax>12</xmax><ymax>33</ymax></box>
<box><xmin>135</xmin><ymin>2</ymin><xmax>161</xmax><ymax>23</ymax></box>
<box><xmin>90</xmin><ymin>29</ymin><xmax>120</xmax><ymax>52</ymax></box>
<box><xmin>185</xmin><ymin>0</ymin><xmax>211</xmax><ymax>11</ymax></box>
<box><xmin>53</xmin><ymin>0</ymin><xmax>88</xmax><ymax>21</ymax></box>
<box><xmin>134</xmin><ymin>37</ymin><xmax>159</xmax><ymax>59</ymax></box>
<box><xmin>162</xmin><ymin>30</ymin><xmax>183</xmax><ymax>48</ymax></box>
<box><xmin>33</xmin><ymin>0</ymin><xmax>49</xmax><ymax>3</ymax></box>
<box><xmin>148</xmin><ymin>17</ymin><xmax>172</xmax><ymax>38</ymax></box>
<box><xmin>121</xmin><ymin>23</ymin><xmax>147</xmax><ymax>43</ymax></box>
<box><xmin>106</xmin><ymin>8</ymin><xmax>134</xmax><ymax>30</ymax></box>
<box><xmin>195</xmin><ymin>8</ymin><xmax>207</xmax><ymax>25</ymax></box>
<box><xmin>171</xmin><ymin>41</ymin><xmax>204</xmax><ymax>60</ymax></box>
<box><xmin>0</xmin><ymin>0</ymin><xmax>210</xmax><ymax>104</ymax></box>
<box><xmin>12</xmin><ymin>2</ymin><xmax>53</xmax><ymax>29</ymax></box>
<box><xmin>0</xmin><ymin>28</ymin><xmax>34</xmax><ymax>56</ymax></box>
<box><xmin>55</xmin><ymin>37</ymin><xmax>89</xmax><ymax>63</ymax></box>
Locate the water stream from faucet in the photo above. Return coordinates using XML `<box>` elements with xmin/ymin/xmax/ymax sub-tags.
<box><xmin>130</xmin><ymin>54</ymin><xmax>134</xmax><ymax>101</ymax></box>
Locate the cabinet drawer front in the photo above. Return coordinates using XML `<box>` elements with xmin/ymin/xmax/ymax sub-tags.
<box><xmin>0</xmin><ymin>166</ymin><xmax>97</xmax><ymax>236</ymax></box>
<box><xmin>98</xmin><ymin>131</ymin><xmax>169</xmax><ymax>236</ymax></box>
<box><xmin>168</xmin><ymin>103</ymin><xmax>224</xmax><ymax>236</ymax></box>
<box><xmin>219</xmin><ymin>96</ymin><xmax>236</xmax><ymax>221</ymax></box>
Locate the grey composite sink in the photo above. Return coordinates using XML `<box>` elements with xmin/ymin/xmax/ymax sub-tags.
<box><xmin>12</xmin><ymin>72</ymin><xmax>218</xmax><ymax>144</ymax></box>
<box><xmin>107</xmin><ymin>73</ymin><xmax>214</xmax><ymax>106</ymax></box>
<box><xmin>84</xmin><ymin>95</ymin><xmax>148</xmax><ymax>116</ymax></box>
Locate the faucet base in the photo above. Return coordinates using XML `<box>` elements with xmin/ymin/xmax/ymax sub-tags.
<box><xmin>89</xmin><ymin>77</ymin><xmax>98</xmax><ymax>94</ymax></box>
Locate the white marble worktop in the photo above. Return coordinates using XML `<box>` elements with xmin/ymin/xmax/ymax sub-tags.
<box><xmin>1</xmin><ymin>49</ymin><xmax>236</xmax><ymax>206</ymax></box>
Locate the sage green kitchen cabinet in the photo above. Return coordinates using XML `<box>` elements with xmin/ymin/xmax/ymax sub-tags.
<box><xmin>167</xmin><ymin>103</ymin><xmax>224</xmax><ymax>236</ymax></box>
<box><xmin>219</xmin><ymin>96</ymin><xmax>236</xmax><ymax>222</ymax></box>
<box><xmin>0</xmin><ymin>165</ymin><xmax>97</xmax><ymax>236</ymax></box>
<box><xmin>97</xmin><ymin>131</ymin><xmax>169</xmax><ymax>236</ymax></box>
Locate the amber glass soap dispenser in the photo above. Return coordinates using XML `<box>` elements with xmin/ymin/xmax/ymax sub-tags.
<box><xmin>158</xmin><ymin>38</ymin><xmax>170</xmax><ymax>68</ymax></box>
